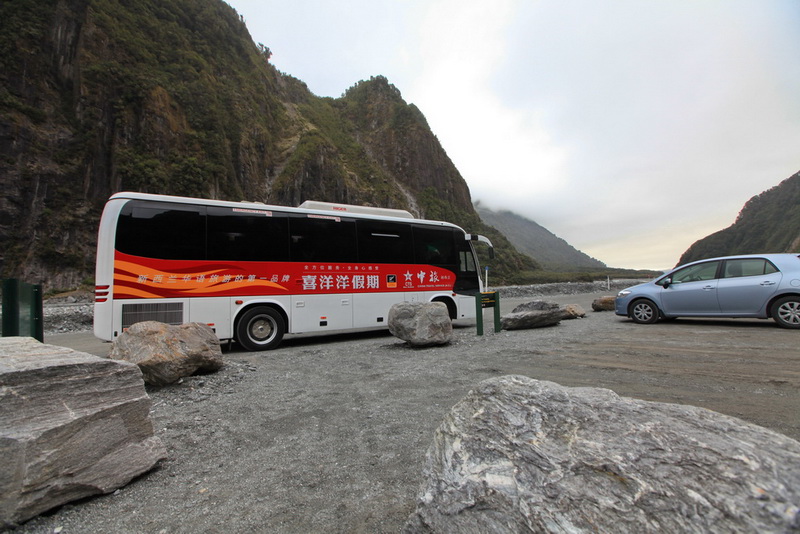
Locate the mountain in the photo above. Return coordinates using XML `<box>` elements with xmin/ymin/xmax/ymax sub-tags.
<box><xmin>679</xmin><ymin>171</ymin><xmax>800</xmax><ymax>265</ymax></box>
<box><xmin>0</xmin><ymin>0</ymin><xmax>536</xmax><ymax>289</ymax></box>
<box><xmin>476</xmin><ymin>205</ymin><xmax>606</xmax><ymax>272</ymax></box>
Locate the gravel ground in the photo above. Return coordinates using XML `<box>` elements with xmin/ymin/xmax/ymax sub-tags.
<box><xmin>11</xmin><ymin>280</ymin><xmax>799</xmax><ymax>533</ymax></box>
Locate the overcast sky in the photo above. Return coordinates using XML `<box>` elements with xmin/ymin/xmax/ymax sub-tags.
<box><xmin>226</xmin><ymin>0</ymin><xmax>800</xmax><ymax>270</ymax></box>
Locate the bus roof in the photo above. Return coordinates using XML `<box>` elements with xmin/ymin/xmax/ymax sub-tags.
<box><xmin>298</xmin><ymin>200</ymin><xmax>414</xmax><ymax>219</ymax></box>
<box><xmin>106</xmin><ymin>192</ymin><xmax>460</xmax><ymax>228</ymax></box>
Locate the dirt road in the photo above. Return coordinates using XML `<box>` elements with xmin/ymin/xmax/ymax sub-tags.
<box><xmin>21</xmin><ymin>291</ymin><xmax>800</xmax><ymax>533</ymax></box>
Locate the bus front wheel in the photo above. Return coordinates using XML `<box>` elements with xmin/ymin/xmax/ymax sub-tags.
<box><xmin>236</xmin><ymin>306</ymin><xmax>285</xmax><ymax>351</ymax></box>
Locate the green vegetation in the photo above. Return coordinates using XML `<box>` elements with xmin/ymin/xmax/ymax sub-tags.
<box><xmin>680</xmin><ymin>172</ymin><xmax>800</xmax><ymax>264</ymax></box>
<box><xmin>6</xmin><ymin>0</ymin><xmax>762</xmax><ymax>291</ymax></box>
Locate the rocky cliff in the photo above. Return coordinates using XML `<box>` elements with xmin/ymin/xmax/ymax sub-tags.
<box><xmin>679</xmin><ymin>171</ymin><xmax>800</xmax><ymax>264</ymax></box>
<box><xmin>0</xmin><ymin>0</ymin><xmax>535</xmax><ymax>289</ymax></box>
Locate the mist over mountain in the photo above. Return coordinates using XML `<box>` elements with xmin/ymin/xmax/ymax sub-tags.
<box><xmin>0</xmin><ymin>0</ymin><xmax>536</xmax><ymax>288</ymax></box>
<box><xmin>679</xmin><ymin>171</ymin><xmax>800</xmax><ymax>265</ymax></box>
<box><xmin>476</xmin><ymin>204</ymin><xmax>606</xmax><ymax>272</ymax></box>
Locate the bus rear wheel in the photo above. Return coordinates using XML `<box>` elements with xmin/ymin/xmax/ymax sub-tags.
<box><xmin>433</xmin><ymin>297</ymin><xmax>457</xmax><ymax>320</ymax></box>
<box><xmin>236</xmin><ymin>306</ymin><xmax>285</xmax><ymax>351</ymax></box>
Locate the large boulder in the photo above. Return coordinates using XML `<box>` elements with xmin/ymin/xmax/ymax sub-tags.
<box><xmin>406</xmin><ymin>375</ymin><xmax>800</xmax><ymax>533</ymax></box>
<box><xmin>0</xmin><ymin>337</ymin><xmax>166</xmax><ymax>528</ymax></box>
<box><xmin>501</xmin><ymin>309</ymin><xmax>563</xmax><ymax>330</ymax></box>
<box><xmin>561</xmin><ymin>303</ymin><xmax>586</xmax><ymax>319</ymax></box>
<box><xmin>110</xmin><ymin>321</ymin><xmax>223</xmax><ymax>386</ymax></box>
<box><xmin>592</xmin><ymin>296</ymin><xmax>616</xmax><ymax>311</ymax></box>
<box><xmin>388</xmin><ymin>302</ymin><xmax>453</xmax><ymax>347</ymax></box>
<box><xmin>502</xmin><ymin>301</ymin><xmax>586</xmax><ymax>330</ymax></box>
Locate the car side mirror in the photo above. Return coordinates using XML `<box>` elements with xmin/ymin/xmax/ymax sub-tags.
<box><xmin>662</xmin><ymin>277</ymin><xmax>672</xmax><ymax>288</ymax></box>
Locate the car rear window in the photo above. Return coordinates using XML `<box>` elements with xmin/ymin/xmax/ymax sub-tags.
<box><xmin>722</xmin><ymin>258</ymin><xmax>778</xmax><ymax>278</ymax></box>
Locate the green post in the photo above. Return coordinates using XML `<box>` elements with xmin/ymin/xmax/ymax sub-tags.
<box><xmin>476</xmin><ymin>291</ymin><xmax>500</xmax><ymax>335</ymax></box>
<box><xmin>32</xmin><ymin>283</ymin><xmax>44</xmax><ymax>342</ymax></box>
<box><xmin>2</xmin><ymin>278</ymin><xmax>20</xmax><ymax>337</ymax></box>
<box><xmin>1</xmin><ymin>279</ymin><xmax>44</xmax><ymax>342</ymax></box>
<box><xmin>475</xmin><ymin>293</ymin><xmax>484</xmax><ymax>335</ymax></box>
<box><xmin>493</xmin><ymin>292</ymin><xmax>501</xmax><ymax>332</ymax></box>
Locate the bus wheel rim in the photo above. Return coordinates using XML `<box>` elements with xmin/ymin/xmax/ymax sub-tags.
<box><xmin>250</xmin><ymin>317</ymin><xmax>276</xmax><ymax>342</ymax></box>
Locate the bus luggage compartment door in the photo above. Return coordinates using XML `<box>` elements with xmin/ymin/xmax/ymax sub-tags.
<box><xmin>188</xmin><ymin>298</ymin><xmax>232</xmax><ymax>339</ymax></box>
<box><xmin>290</xmin><ymin>294</ymin><xmax>353</xmax><ymax>333</ymax></box>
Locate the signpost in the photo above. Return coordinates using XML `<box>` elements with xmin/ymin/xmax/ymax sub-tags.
<box><xmin>475</xmin><ymin>290</ymin><xmax>501</xmax><ymax>336</ymax></box>
<box><xmin>1</xmin><ymin>279</ymin><xmax>44</xmax><ymax>342</ymax></box>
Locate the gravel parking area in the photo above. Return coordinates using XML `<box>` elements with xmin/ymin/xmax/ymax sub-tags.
<box><xmin>16</xmin><ymin>283</ymin><xmax>800</xmax><ymax>533</ymax></box>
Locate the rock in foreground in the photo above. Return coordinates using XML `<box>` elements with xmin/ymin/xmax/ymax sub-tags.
<box><xmin>501</xmin><ymin>301</ymin><xmax>586</xmax><ymax>330</ymax></box>
<box><xmin>0</xmin><ymin>338</ymin><xmax>166</xmax><ymax>528</ymax></box>
<box><xmin>389</xmin><ymin>302</ymin><xmax>453</xmax><ymax>347</ymax></box>
<box><xmin>110</xmin><ymin>321</ymin><xmax>223</xmax><ymax>386</ymax></box>
<box><xmin>592</xmin><ymin>296</ymin><xmax>616</xmax><ymax>311</ymax></box>
<box><xmin>406</xmin><ymin>375</ymin><xmax>800</xmax><ymax>533</ymax></box>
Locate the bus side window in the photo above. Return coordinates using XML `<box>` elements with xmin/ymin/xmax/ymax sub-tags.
<box><xmin>289</xmin><ymin>216</ymin><xmax>357</xmax><ymax>263</ymax></box>
<box><xmin>412</xmin><ymin>226</ymin><xmax>456</xmax><ymax>267</ymax></box>
<box><xmin>116</xmin><ymin>202</ymin><xmax>206</xmax><ymax>260</ymax></box>
<box><xmin>207</xmin><ymin>207</ymin><xmax>290</xmax><ymax>261</ymax></box>
<box><xmin>356</xmin><ymin>220</ymin><xmax>413</xmax><ymax>263</ymax></box>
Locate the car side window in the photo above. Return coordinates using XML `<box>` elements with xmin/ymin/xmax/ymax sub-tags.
<box><xmin>723</xmin><ymin>258</ymin><xmax>777</xmax><ymax>278</ymax></box>
<box><xmin>671</xmin><ymin>261</ymin><xmax>720</xmax><ymax>283</ymax></box>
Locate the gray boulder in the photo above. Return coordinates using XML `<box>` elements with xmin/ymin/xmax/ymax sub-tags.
<box><xmin>110</xmin><ymin>321</ymin><xmax>223</xmax><ymax>386</ymax></box>
<box><xmin>511</xmin><ymin>300</ymin><xmax>561</xmax><ymax>313</ymax></box>
<box><xmin>388</xmin><ymin>302</ymin><xmax>453</xmax><ymax>347</ymax></box>
<box><xmin>502</xmin><ymin>301</ymin><xmax>586</xmax><ymax>330</ymax></box>
<box><xmin>0</xmin><ymin>337</ymin><xmax>166</xmax><ymax>528</ymax></box>
<box><xmin>501</xmin><ymin>310</ymin><xmax>563</xmax><ymax>330</ymax></box>
<box><xmin>406</xmin><ymin>375</ymin><xmax>800</xmax><ymax>533</ymax></box>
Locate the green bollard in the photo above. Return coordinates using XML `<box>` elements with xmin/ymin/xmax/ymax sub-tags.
<box><xmin>1</xmin><ymin>279</ymin><xmax>44</xmax><ymax>342</ymax></box>
<box><xmin>476</xmin><ymin>291</ymin><xmax>500</xmax><ymax>335</ymax></box>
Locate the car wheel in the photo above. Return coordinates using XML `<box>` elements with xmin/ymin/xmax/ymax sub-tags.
<box><xmin>629</xmin><ymin>299</ymin><xmax>659</xmax><ymax>324</ymax></box>
<box><xmin>236</xmin><ymin>306</ymin><xmax>286</xmax><ymax>351</ymax></box>
<box><xmin>771</xmin><ymin>296</ymin><xmax>800</xmax><ymax>329</ymax></box>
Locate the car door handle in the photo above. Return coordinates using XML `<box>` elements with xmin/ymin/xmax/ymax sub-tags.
<box><xmin>702</xmin><ymin>285</ymin><xmax>714</xmax><ymax>290</ymax></box>
<box><xmin>760</xmin><ymin>281</ymin><xmax>776</xmax><ymax>286</ymax></box>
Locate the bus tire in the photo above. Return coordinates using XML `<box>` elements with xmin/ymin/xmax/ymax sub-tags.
<box><xmin>236</xmin><ymin>306</ymin><xmax>285</xmax><ymax>351</ymax></box>
<box><xmin>433</xmin><ymin>297</ymin><xmax>457</xmax><ymax>320</ymax></box>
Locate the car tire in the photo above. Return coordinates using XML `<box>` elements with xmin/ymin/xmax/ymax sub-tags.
<box><xmin>771</xmin><ymin>296</ymin><xmax>800</xmax><ymax>329</ymax></box>
<box><xmin>629</xmin><ymin>299</ymin><xmax>659</xmax><ymax>324</ymax></box>
<box><xmin>236</xmin><ymin>306</ymin><xmax>286</xmax><ymax>351</ymax></box>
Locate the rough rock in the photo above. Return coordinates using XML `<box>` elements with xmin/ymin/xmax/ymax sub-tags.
<box><xmin>592</xmin><ymin>296</ymin><xmax>616</xmax><ymax>311</ymax></box>
<box><xmin>561</xmin><ymin>303</ymin><xmax>586</xmax><ymax>319</ymax></box>
<box><xmin>109</xmin><ymin>321</ymin><xmax>223</xmax><ymax>386</ymax></box>
<box><xmin>511</xmin><ymin>300</ymin><xmax>561</xmax><ymax>313</ymax></box>
<box><xmin>501</xmin><ymin>309</ymin><xmax>563</xmax><ymax>330</ymax></box>
<box><xmin>0</xmin><ymin>337</ymin><xmax>166</xmax><ymax>528</ymax></box>
<box><xmin>406</xmin><ymin>375</ymin><xmax>800</xmax><ymax>533</ymax></box>
<box><xmin>510</xmin><ymin>300</ymin><xmax>586</xmax><ymax>321</ymax></box>
<box><xmin>388</xmin><ymin>302</ymin><xmax>453</xmax><ymax>347</ymax></box>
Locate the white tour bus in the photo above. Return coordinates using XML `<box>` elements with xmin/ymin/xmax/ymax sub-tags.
<box><xmin>94</xmin><ymin>192</ymin><xmax>493</xmax><ymax>350</ymax></box>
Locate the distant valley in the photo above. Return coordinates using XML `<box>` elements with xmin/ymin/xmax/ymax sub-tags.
<box><xmin>476</xmin><ymin>205</ymin><xmax>606</xmax><ymax>272</ymax></box>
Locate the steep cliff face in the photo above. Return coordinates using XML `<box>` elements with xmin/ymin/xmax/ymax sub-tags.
<box><xmin>679</xmin><ymin>171</ymin><xmax>800</xmax><ymax>265</ymax></box>
<box><xmin>1</xmin><ymin>0</ymin><xmax>288</xmax><ymax>287</ymax></box>
<box><xmin>0</xmin><ymin>0</ymin><xmax>535</xmax><ymax>288</ymax></box>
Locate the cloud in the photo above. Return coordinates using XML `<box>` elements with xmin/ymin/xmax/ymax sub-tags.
<box><xmin>228</xmin><ymin>0</ymin><xmax>800</xmax><ymax>269</ymax></box>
